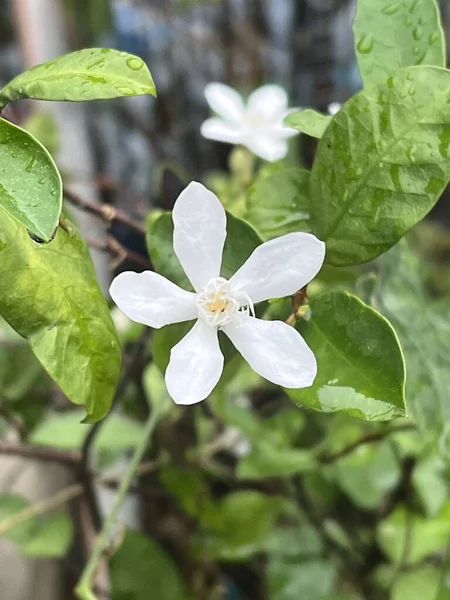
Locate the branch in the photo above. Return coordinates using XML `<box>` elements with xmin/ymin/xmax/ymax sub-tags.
<box><xmin>75</xmin><ymin>412</ymin><xmax>159</xmax><ymax>600</ymax></box>
<box><xmin>64</xmin><ymin>189</ymin><xmax>146</xmax><ymax>237</ymax></box>
<box><xmin>318</xmin><ymin>424</ymin><xmax>415</xmax><ymax>464</ymax></box>
<box><xmin>0</xmin><ymin>443</ymin><xmax>80</xmax><ymax>466</ymax></box>
<box><xmin>87</xmin><ymin>235</ymin><xmax>151</xmax><ymax>269</ymax></box>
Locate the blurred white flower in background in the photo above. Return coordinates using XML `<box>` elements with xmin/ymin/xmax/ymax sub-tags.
<box><xmin>328</xmin><ymin>102</ymin><xmax>342</xmax><ymax>116</ymax></box>
<box><xmin>200</xmin><ymin>83</ymin><xmax>299</xmax><ymax>162</ymax></box>
<box><xmin>110</xmin><ymin>182</ymin><xmax>325</xmax><ymax>405</ymax></box>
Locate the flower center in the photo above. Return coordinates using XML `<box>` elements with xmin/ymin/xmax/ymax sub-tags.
<box><xmin>247</xmin><ymin>110</ymin><xmax>267</xmax><ymax>130</ymax></box>
<box><xmin>197</xmin><ymin>277</ymin><xmax>253</xmax><ymax>328</ymax></box>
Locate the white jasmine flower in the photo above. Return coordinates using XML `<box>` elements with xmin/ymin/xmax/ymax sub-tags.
<box><xmin>110</xmin><ymin>182</ymin><xmax>325</xmax><ymax>405</ymax></box>
<box><xmin>200</xmin><ymin>83</ymin><xmax>299</xmax><ymax>162</ymax></box>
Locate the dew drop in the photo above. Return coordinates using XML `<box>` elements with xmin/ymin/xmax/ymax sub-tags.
<box><xmin>408</xmin><ymin>87</ymin><xmax>416</xmax><ymax>96</ymax></box>
<box><xmin>406</xmin><ymin>145</ymin><xmax>417</xmax><ymax>161</ymax></box>
<box><xmin>429</xmin><ymin>31</ymin><xmax>440</xmax><ymax>45</ymax></box>
<box><xmin>51</xmin><ymin>189</ymin><xmax>57</xmax><ymax>196</ymax></box>
<box><xmin>413</xmin><ymin>26</ymin><xmax>423</xmax><ymax>40</ymax></box>
<box><xmin>126</xmin><ymin>57</ymin><xmax>144</xmax><ymax>71</ymax></box>
<box><xmin>116</xmin><ymin>86</ymin><xmax>135</xmax><ymax>96</ymax></box>
<box><xmin>382</xmin><ymin>3</ymin><xmax>399</xmax><ymax>14</ymax></box>
<box><xmin>413</xmin><ymin>46</ymin><xmax>421</xmax><ymax>56</ymax></box>
<box><xmin>357</xmin><ymin>33</ymin><xmax>374</xmax><ymax>54</ymax></box>
<box><xmin>405</xmin><ymin>17</ymin><xmax>412</xmax><ymax>26</ymax></box>
<box><xmin>38</xmin><ymin>177</ymin><xmax>46</xmax><ymax>184</ymax></box>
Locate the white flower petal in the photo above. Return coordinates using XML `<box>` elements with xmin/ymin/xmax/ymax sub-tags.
<box><xmin>223</xmin><ymin>314</ymin><xmax>317</xmax><ymax>388</ymax></box>
<box><xmin>230</xmin><ymin>232</ymin><xmax>326</xmax><ymax>304</ymax></box>
<box><xmin>109</xmin><ymin>271</ymin><xmax>197</xmax><ymax>329</ymax></box>
<box><xmin>165</xmin><ymin>319</ymin><xmax>224</xmax><ymax>405</ymax></box>
<box><xmin>244</xmin><ymin>134</ymin><xmax>289</xmax><ymax>162</ymax></box>
<box><xmin>173</xmin><ymin>181</ymin><xmax>227</xmax><ymax>292</ymax></box>
<box><xmin>247</xmin><ymin>84</ymin><xmax>288</xmax><ymax>121</ymax></box>
<box><xmin>200</xmin><ymin>117</ymin><xmax>243</xmax><ymax>144</ymax></box>
<box><xmin>205</xmin><ymin>83</ymin><xmax>245</xmax><ymax>122</ymax></box>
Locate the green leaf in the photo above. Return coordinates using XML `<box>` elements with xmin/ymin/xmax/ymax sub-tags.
<box><xmin>23</xmin><ymin>111</ymin><xmax>60</xmax><ymax>156</ymax></box>
<box><xmin>286</xmin><ymin>291</ymin><xmax>406</xmax><ymax>421</ymax></box>
<box><xmin>412</xmin><ymin>457</ymin><xmax>448</xmax><ymax>517</ymax></box>
<box><xmin>0</xmin><ymin>213</ymin><xmax>121</xmax><ymax>422</ymax></box>
<box><xmin>22</xmin><ymin>511</ymin><xmax>73</xmax><ymax>558</ymax></box>
<box><xmin>310</xmin><ymin>66</ymin><xmax>450</xmax><ymax>266</ymax></box>
<box><xmin>392</xmin><ymin>565</ymin><xmax>440</xmax><ymax>600</ymax></box>
<box><xmin>285</xmin><ymin>109</ymin><xmax>331</xmax><ymax>138</ymax></box>
<box><xmin>30</xmin><ymin>411</ymin><xmax>143</xmax><ymax>451</ymax></box>
<box><xmin>354</xmin><ymin>0</ymin><xmax>445</xmax><ymax>88</ymax></box>
<box><xmin>246</xmin><ymin>168</ymin><xmax>311</xmax><ymax>239</ymax></box>
<box><xmin>110</xmin><ymin>530</ymin><xmax>186</xmax><ymax>600</ymax></box>
<box><xmin>330</xmin><ymin>441</ymin><xmax>401</xmax><ymax>509</ymax></box>
<box><xmin>0</xmin><ymin>494</ymin><xmax>73</xmax><ymax>558</ymax></box>
<box><xmin>377</xmin><ymin>503</ymin><xmax>450</xmax><ymax>565</ymax></box>
<box><xmin>372</xmin><ymin>241</ymin><xmax>450</xmax><ymax>435</ymax></box>
<box><xmin>0</xmin><ymin>118</ymin><xmax>62</xmax><ymax>241</ymax></box>
<box><xmin>0</xmin><ymin>48</ymin><xmax>156</xmax><ymax>104</ymax></box>
<box><xmin>202</xmin><ymin>491</ymin><xmax>281</xmax><ymax>561</ymax></box>
<box><xmin>237</xmin><ymin>443</ymin><xmax>317</xmax><ymax>479</ymax></box>
<box><xmin>267</xmin><ymin>559</ymin><xmax>336</xmax><ymax>600</ymax></box>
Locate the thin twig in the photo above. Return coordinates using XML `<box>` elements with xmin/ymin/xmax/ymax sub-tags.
<box><xmin>318</xmin><ymin>424</ymin><xmax>415</xmax><ymax>464</ymax></box>
<box><xmin>75</xmin><ymin>412</ymin><xmax>159</xmax><ymax>600</ymax></box>
<box><xmin>64</xmin><ymin>188</ymin><xmax>146</xmax><ymax>237</ymax></box>
<box><xmin>0</xmin><ymin>459</ymin><xmax>162</xmax><ymax>536</ymax></box>
<box><xmin>0</xmin><ymin>443</ymin><xmax>80</xmax><ymax>466</ymax></box>
<box><xmin>87</xmin><ymin>235</ymin><xmax>150</xmax><ymax>269</ymax></box>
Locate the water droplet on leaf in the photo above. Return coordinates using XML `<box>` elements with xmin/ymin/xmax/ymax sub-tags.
<box><xmin>116</xmin><ymin>86</ymin><xmax>136</xmax><ymax>96</ymax></box>
<box><xmin>413</xmin><ymin>26</ymin><xmax>423</xmax><ymax>40</ymax></box>
<box><xmin>357</xmin><ymin>34</ymin><xmax>374</xmax><ymax>54</ymax></box>
<box><xmin>429</xmin><ymin>31</ymin><xmax>440</xmax><ymax>45</ymax></box>
<box><xmin>126</xmin><ymin>57</ymin><xmax>144</xmax><ymax>71</ymax></box>
<box><xmin>382</xmin><ymin>3</ymin><xmax>399</xmax><ymax>14</ymax></box>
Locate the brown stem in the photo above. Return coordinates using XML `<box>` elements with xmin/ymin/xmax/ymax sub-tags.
<box><xmin>319</xmin><ymin>424</ymin><xmax>415</xmax><ymax>464</ymax></box>
<box><xmin>87</xmin><ymin>235</ymin><xmax>151</xmax><ymax>269</ymax></box>
<box><xmin>0</xmin><ymin>442</ymin><xmax>80</xmax><ymax>466</ymax></box>
<box><xmin>64</xmin><ymin>188</ymin><xmax>146</xmax><ymax>237</ymax></box>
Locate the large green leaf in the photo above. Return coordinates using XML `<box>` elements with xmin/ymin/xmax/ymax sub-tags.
<box><xmin>0</xmin><ymin>118</ymin><xmax>61</xmax><ymax>241</ymax></box>
<box><xmin>0</xmin><ymin>48</ymin><xmax>156</xmax><ymax>104</ymax></box>
<box><xmin>372</xmin><ymin>242</ymin><xmax>450</xmax><ymax>436</ymax></box>
<box><xmin>310</xmin><ymin>66</ymin><xmax>450</xmax><ymax>266</ymax></box>
<box><xmin>246</xmin><ymin>168</ymin><xmax>311</xmax><ymax>239</ymax></box>
<box><xmin>286</xmin><ymin>291</ymin><xmax>406</xmax><ymax>421</ymax></box>
<box><xmin>267</xmin><ymin>559</ymin><xmax>336</xmax><ymax>600</ymax></box>
<box><xmin>0</xmin><ymin>212</ymin><xmax>121</xmax><ymax>422</ymax></box>
<box><xmin>392</xmin><ymin>566</ymin><xmax>440</xmax><ymax>600</ymax></box>
<box><xmin>354</xmin><ymin>0</ymin><xmax>445</xmax><ymax>87</ymax></box>
<box><xmin>285</xmin><ymin>110</ymin><xmax>331</xmax><ymax>139</ymax></box>
<box><xmin>110</xmin><ymin>530</ymin><xmax>186</xmax><ymax>600</ymax></box>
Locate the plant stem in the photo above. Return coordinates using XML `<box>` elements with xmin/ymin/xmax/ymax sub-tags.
<box><xmin>74</xmin><ymin>411</ymin><xmax>158</xmax><ymax>600</ymax></box>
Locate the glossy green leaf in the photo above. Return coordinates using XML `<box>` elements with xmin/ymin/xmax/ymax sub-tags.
<box><xmin>372</xmin><ymin>241</ymin><xmax>450</xmax><ymax>435</ymax></box>
<box><xmin>285</xmin><ymin>109</ymin><xmax>331</xmax><ymax>138</ymax></box>
<box><xmin>377</xmin><ymin>503</ymin><xmax>450</xmax><ymax>565</ymax></box>
<box><xmin>110</xmin><ymin>530</ymin><xmax>186</xmax><ymax>600</ymax></box>
<box><xmin>0</xmin><ymin>213</ymin><xmax>121</xmax><ymax>422</ymax></box>
<box><xmin>354</xmin><ymin>0</ymin><xmax>445</xmax><ymax>88</ymax></box>
<box><xmin>286</xmin><ymin>291</ymin><xmax>406</xmax><ymax>420</ymax></box>
<box><xmin>246</xmin><ymin>168</ymin><xmax>311</xmax><ymax>239</ymax></box>
<box><xmin>0</xmin><ymin>118</ymin><xmax>61</xmax><ymax>241</ymax></box>
<box><xmin>310</xmin><ymin>66</ymin><xmax>450</xmax><ymax>266</ymax></box>
<box><xmin>412</xmin><ymin>457</ymin><xmax>448</xmax><ymax>517</ymax></box>
<box><xmin>0</xmin><ymin>48</ymin><xmax>156</xmax><ymax>104</ymax></box>
<box><xmin>30</xmin><ymin>411</ymin><xmax>143</xmax><ymax>450</ymax></box>
<box><xmin>0</xmin><ymin>493</ymin><xmax>73</xmax><ymax>558</ymax></box>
